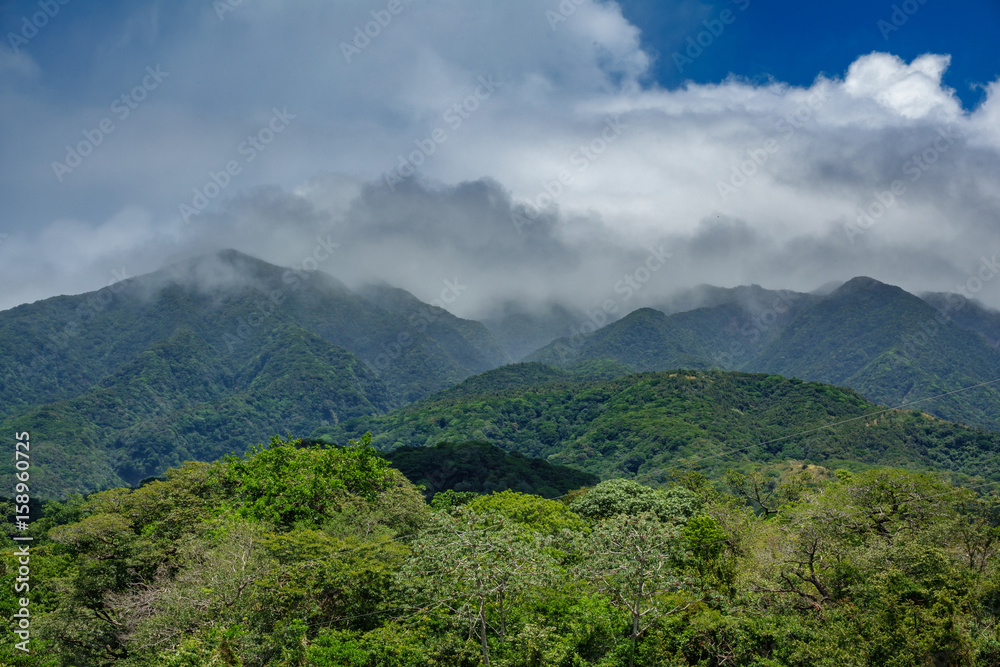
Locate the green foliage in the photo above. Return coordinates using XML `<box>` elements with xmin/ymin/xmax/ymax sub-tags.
<box><xmin>156</xmin><ymin>627</ymin><xmax>243</xmax><ymax>667</ymax></box>
<box><xmin>306</xmin><ymin>621</ymin><xmax>483</xmax><ymax>666</ymax></box>
<box><xmin>682</xmin><ymin>515</ymin><xmax>730</xmax><ymax>584</ymax></box>
<box><xmin>569</xmin><ymin>479</ymin><xmax>702</xmax><ymax>524</ymax></box>
<box><xmin>403</xmin><ymin>506</ymin><xmax>561</xmax><ymax>664</ymax></box>
<box><xmin>430</xmin><ymin>489</ymin><xmax>479</xmax><ymax>511</ymax></box>
<box><xmin>350</xmin><ymin>369</ymin><xmax>1000</xmax><ymax>490</ymax></box>
<box><xmin>213</xmin><ymin>433</ymin><xmax>396</xmax><ymax>529</ymax></box>
<box><xmin>13</xmin><ymin>443</ymin><xmax>1000</xmax><ymax>667</ymax></box>
<box><xmin>21</xmin><ymin>434</ymin><xmax>433</xmax><ymax>667</ymax></box>
<box><xmin>386</xmin><ymin>440</ymin><xmax>598</xmax><ymax>499</ymax></box>
<box><xmin>578</xmin><ymin>511</ymin><xmax>701</xmax><ymax>666</ymax></box>
<box><xmin>465</xmin><ymin>490</ymin><xmax>589</xmax><ymax>536</ymax></box>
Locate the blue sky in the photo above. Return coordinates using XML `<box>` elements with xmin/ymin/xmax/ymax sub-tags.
<box><xmin>616</xmin><ymin>0</ymin><xmax>1000</xmax><ymax>110</ymax></box>
<box><xmin>1</xmin><ymin>0</ymin><xmax>999</xmax><ymax>315</ymax></box>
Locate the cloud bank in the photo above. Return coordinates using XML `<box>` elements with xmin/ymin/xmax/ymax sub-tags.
<box><xmin>1</xmin><ymin>0</ymin><xmax>998</xmax><ymax>317</ymax></box>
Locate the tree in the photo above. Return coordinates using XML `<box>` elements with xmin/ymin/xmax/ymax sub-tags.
<box><xmin>403</xmin><ymin>507</ymin><xmax>558</xmax><ymax>664</ymax></box>
<box><xmin>760</xmin><ymin>469</ymin><xmax>959</xmax><ymax>613</ymax></box>
<box><xmin>569</xmin><ymin>479</ymin><xmax>701</xmax><ymax>524</ymax></box>
<box><xmin>212</xmin><ymin>433</ymin><xmax>397</xmax><ymax>529</ymax></box>
<box><xmin>950</xmin><ymin>491</ymin><xmax>1000</xmax><ymax>576</ymax></box>
<box><xmin>725</xmin><ymin>468</ymin><xmax>800</xmax><ymax>515</ymax></box>
<box><xmin>465</xmin><ymin>490</ymin><xmax>589</xmax><ymax>536</ymax></box>
<box><xmin>578</xmin><ymin>511</ymin><xmax>701</xmax><ymax>667</ymax></box>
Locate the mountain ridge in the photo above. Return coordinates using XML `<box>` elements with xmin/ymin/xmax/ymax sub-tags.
<box><xmin>524</xmin><ymin>276</ymin><xmax>1000</xmax><ymax>432</ymax></box>
<box><xmin>7</xmin><ymin>251</ymin><xmax>1000</xmax><ymax>496</ymax></box>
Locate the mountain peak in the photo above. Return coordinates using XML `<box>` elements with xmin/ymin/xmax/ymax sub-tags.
<box><xmin>215</xmin><ymin>247</ymin><xmax>266</xmax><ymax>264</ymax></box>
<box><xmin>627</xmin><ymin>307</ymin><xmax>670</xmax><ymax>320</ymax></box>
<box><xmin>141</xmin><ymin>250</ymin><xmax>284</xmax><ymax>296</ymax></box>
<box><xmin>136</xmin><ymin>249</ymin><xmax>352</xmax><ymax>299</ymax></box>
<box><xmin>839</xmin><ymin>276</ymin><xmax>885</xmax><ymax>288</ymax></box>
<box><xmin>830</xmin><ymin>276</ymin><xmax>902</xmax><ymax>299</ymax></box>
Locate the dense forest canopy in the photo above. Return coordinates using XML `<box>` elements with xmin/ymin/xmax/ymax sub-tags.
<box><xmin>329</xmin><ymin>368</ymin><xmax>1000</xmax><ymax>492</ymax></box>
<box><xmin>3</xmin><ymin>433</ymin><xmax>999</xmax><ymax>666</ymax></box>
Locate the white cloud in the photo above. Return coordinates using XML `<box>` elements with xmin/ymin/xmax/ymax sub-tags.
<box><xmin>842</xmin><ymin>52</ymin><xmax>962</xmax><ymax>121</ymax></box>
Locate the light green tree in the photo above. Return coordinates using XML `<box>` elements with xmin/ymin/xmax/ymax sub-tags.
<box><xmin>578</xmin><ymin>511</ymin><xmax>701</xmax><ymax>667</ymax></box>
<box><xmin>403</xmin><ymin>506</ymin><xmax>558</xmax><ymax>664</ymax></box>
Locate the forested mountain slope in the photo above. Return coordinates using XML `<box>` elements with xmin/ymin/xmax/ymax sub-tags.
<box><xmin>331</xmin><ymin>365</ymin><xmax>1000</xmax><ymax>487</ymax></box>
<box><xmin>527</xmin><ymin>278</ymin><xmax>1000</xmax><ymax>432</ymax></box>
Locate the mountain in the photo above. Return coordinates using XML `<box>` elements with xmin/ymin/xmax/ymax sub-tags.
<box><xmin>2</xmin><ymin>250</ymin><xmax>498</xmax><ymax>410</ymax></box>
<box><xmin>525</xmin><ymin>277</ymin><xmax>1000</xmax><ymax>432</ymax></box>
<box><xmin>529</xmin><ymin>284</ymin><xmax>816</xmax><ymax>370</ymax></box>
<box><xmin>527</xmin><ymin>308</ymin><xmax>715</xmax><ymax>370</ymax></box>
<box><xmin>356</xmin><ymin>282</ymin><xmax>511</xmax><ymax>371</ymax></box>
<box><xmin>0</xmin><ymin>250</ymin><xmax>519</xmax><ymax>496</ymax></box>
<box><xmin>751</xmin><ymin>277</ymin><xmax>1000</xmax><ymax>431</ymax></box>
<box><xmin>481</xmin><ymin>302</ymin><xmax>585</xmax><ymax>361</ymax></box>
<box><xmin>752</xmin><ymin>277</ymin><xmax>939</xmax><ymax>383</ymax></box>
<box><xmin>10</xmin><ymin>258</ymin><xmax>1000</xmax><ymax>498</ymax></box>
<box><xmin>656</xmin><ymin>283</ymin><xmax>815</xmax><ymax>316</ymax></box>
<box><xmin>921</xmin><ymin>291</ymin><xmax>1000</xmax><ymax>350</ymax></box>
<box><xmin>333</xmin><ymin>365</ymin><xmax>1000</xmax><ymax>487</ymax></box>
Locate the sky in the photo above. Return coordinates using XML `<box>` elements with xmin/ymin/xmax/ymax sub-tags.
<box><xmin>1</xmin><ymin>0</ymin><xmax>999</xmax><ymax>318</ymax></box>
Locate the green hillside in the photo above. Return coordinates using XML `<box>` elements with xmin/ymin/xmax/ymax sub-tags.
<box><xmin>527</xmin><ymin>308</ymin><xmax>715</xmax><ymax>370</ymax></box>
<box><xmin>0</xmin><ymin>251</ymin><xmax>525</xmax><ymax>497</ymax></box>
<box><xmin>922</xmin><ymin>291</ymin><xmax>1000</xmax><ymax>349</ymax></box>
<box><xmin>0</xmin><ymin>250</ymin><xmax>508</xmax><ymax>415</ymax></box>
<box><xmin>332</xmin><ymin>365</ymin><xmax>1000</xmax><ymax>488</ymax></box>
<box><xmin>356</xmin><ymin>282</ymin><xmax>511</xmax><ymax>371</ymax></box>
<box><xmin>0</xmin><ymin>323</ymin><xmax>393</xmax><ymax>495</ymax></box>
<box><xmin>526</xmin><ymin>278</ymin><xmax>1000</xmax><ymax>433</ymax></box>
